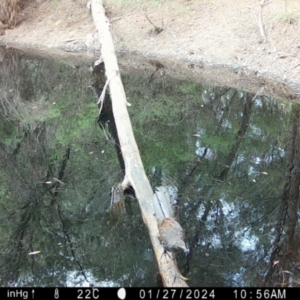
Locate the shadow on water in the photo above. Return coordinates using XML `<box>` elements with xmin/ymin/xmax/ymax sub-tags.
<box><xmin>0</xmin><ymin>46</ymin><xmax>299</xmax><ymax>287</ymax></box>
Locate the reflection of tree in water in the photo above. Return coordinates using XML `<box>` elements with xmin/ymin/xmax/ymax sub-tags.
<box><xmin>265</xmin><ymin>103</ymin><xmax>300</xmax><ymax>287</ymax></box>
<box><xmin>0</xmin><ymin>47</ymin><xmax>299</xmax><ymax>287</ymax></box>
<box><xmin>159</xmin><ymin>86</ymin><xmax>297</xmax><ymax>287</ymax></box>
<box><xmin>0</xmin><ymin>48</ymin><xmax>156</xmax><ymax>286</ymax></box>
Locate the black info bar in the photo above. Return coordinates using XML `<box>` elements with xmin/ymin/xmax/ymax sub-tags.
<box><xmin>1</xmin><ymin>287</ymin><xmax>294</xmax><ymax>300</ymax></box>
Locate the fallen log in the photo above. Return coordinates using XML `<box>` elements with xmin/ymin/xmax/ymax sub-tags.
<box><xmin>90</xmin><ymin>0</ymin><xmax>188</xmax><ymax>287</ymax></box>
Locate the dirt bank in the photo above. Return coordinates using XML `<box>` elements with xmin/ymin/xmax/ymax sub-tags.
<box><xmin>0</xmin><ymin>0</ymin><xmax>299</xmax><ymax>99</ymax></box>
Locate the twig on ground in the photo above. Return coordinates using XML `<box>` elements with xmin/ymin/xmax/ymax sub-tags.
<box><xmin>290</xmin><ymin>63</ymin><xmax>300</xmax><ymax>70</ymax></box>
<box><xmin>144</xmin><ymin>13</ymin><xmax>163</xmax><ymax>34</ymax></box>
<box><xmin>252</xmin><ymin>86</ymin><xmax>265</xmax><ymax>101</ymax></box>
<box><xmin>257</xmin><ymin>0</ymin><xmax>267</xmax><ymax>43</ymax></box>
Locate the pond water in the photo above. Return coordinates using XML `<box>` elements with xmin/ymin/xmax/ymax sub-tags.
<box><xmin>0</xmin><ymin>46</ymin><xmax>299</xmax><ymax>287</ymax></box>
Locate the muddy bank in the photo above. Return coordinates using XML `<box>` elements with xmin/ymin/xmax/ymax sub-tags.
<box><xmin>1</xmin><ymin>42</ymin><xmax>297</xmax><ymax>100</ymax></box>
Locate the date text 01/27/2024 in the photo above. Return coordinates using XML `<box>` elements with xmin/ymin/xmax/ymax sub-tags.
<box><xmin>139</xmin><ymin>289</ymin><xmax>215</xmax><ymax>299</ymax></box>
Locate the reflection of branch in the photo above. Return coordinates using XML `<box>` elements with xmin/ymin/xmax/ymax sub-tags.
<box><xmin>56</xmin><ymin>196</ymin><xmax>94</xmax><ymax>286</ymax></box>
<box><xmin>3</xmin><ymin>209</ymin><xmax>34</xmax><ymax>284</ymax></box>
<box><xmin>51</xmin><ymin>146</ymin><xmax>71</xmax><ymax>205</ymax></box>
<box><xmin>217</xmin><ymin>93</ymin><xmax>253</xmax><ymax>180</ymax></box>
<box><xmin>0</xmin><ymin>144</ymin><xmax>34</xmax><ymax>192</ymax></box>
<box><xmin>182</xmin><ymin>201</ymin><xmax>212</xmax><ymax>276</ymax></box>
<box><xmin>264</xmin><ymin>109</ymin><xmax>300</xmax><ymax>285</ymax></box>
<box><xmin>44</xmin><ymin>145</ymin><xmax>93</xmax><ymax>285</ymax></box>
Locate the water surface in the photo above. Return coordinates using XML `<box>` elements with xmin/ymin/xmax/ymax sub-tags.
<box><xmin>0</xmin><ymin>47</ymin><xmax>299</xmax><ymax>287</ymax></box>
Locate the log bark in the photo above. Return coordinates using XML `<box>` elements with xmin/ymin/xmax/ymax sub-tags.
<box><xmin>91</xmin><ymin>0</ymin><xmax>188</xmax><ymax>287</ymax></box>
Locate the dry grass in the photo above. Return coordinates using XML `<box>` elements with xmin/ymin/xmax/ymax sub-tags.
<box><xmin>278</xmin><ymin>10</ymin><xmax>299</xmax><ymax>24</ymax></box>
<box><xmin>0</xmin><ymin>0</ymin><xmax>51</xmax><ymax>35</ymax></box>
<box><xmin>0</xmin><ymin>0</ymin><xmax>25</xmax><ymax>35</ymax></box>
